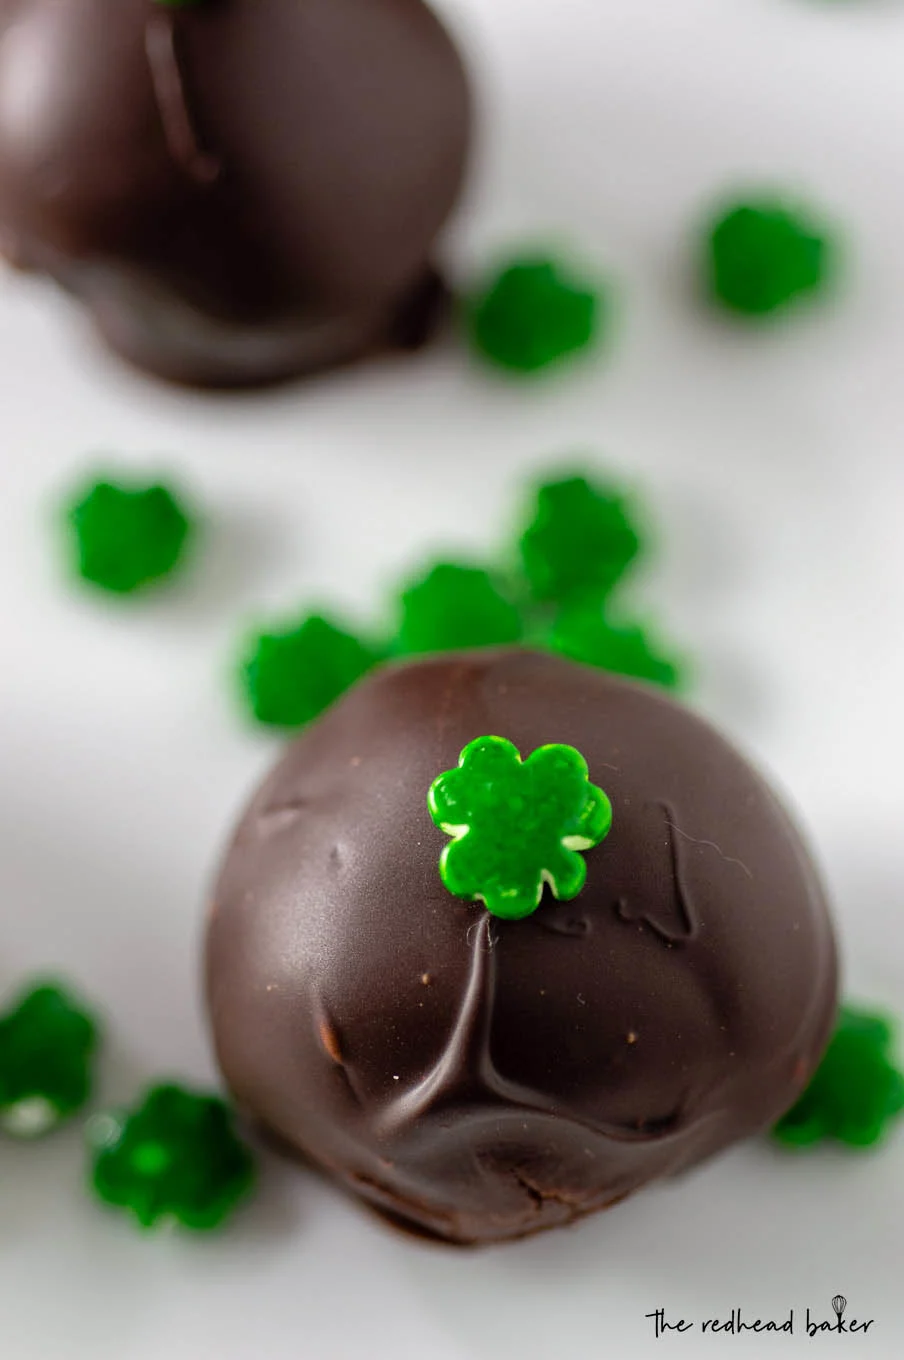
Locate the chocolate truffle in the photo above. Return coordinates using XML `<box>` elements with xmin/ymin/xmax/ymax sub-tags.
<box><xmin>0</xmin><ymin>0</ymin><xmax>470</xmax><ymax>387</ymax></box>
<box><xmin>206</xmin><ymin>650</ymin><xmax>837</xmax><ymax>1245</ymax></box>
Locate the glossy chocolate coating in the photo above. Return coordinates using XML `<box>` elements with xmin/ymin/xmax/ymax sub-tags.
<box><xmin>0</xmin><ymin>0</ymin><xmax>470</xmax><ymax>387</ymax></box>
<box><xmin>206</xmin><ymin>650</ymin><xmax>837</xmax><ymax>1244</ymax></box>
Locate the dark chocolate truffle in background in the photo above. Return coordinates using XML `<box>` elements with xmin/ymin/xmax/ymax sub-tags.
<box><xmin>0</xmin><ymin>0</ymin><xmax>470</xmax><ymax>388</ymax></box>
<box><xmin>206</xmin><ymin>650</ymin><xmax>838</xmax><ymax>1245</ymax></box>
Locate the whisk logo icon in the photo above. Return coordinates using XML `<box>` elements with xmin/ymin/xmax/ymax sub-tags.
<box><xmin>806</xmin><ymin>1293</ymin><xmax>875</xmax><ymax>1337</ymax></box>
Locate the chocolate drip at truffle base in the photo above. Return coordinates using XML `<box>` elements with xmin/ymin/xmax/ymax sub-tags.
<box><xmin>0</xmin><ymin>0</ymin><xmax>470</xmax><ymax>388</ymax></box>
<box><xmin>206</xmin><ymin>650</ymin><xmax>838</xmax><ymax>1245</ymax></box>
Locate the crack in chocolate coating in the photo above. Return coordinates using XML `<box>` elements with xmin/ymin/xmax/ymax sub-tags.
<box><xmin>0</xmin><ymin>0</ymin><xmax>471</xmax><ymax>387</ymax></box>
<box><xmin>205</xmin><ymin>650</ymin><xmax>838</xmax><ymax>1245</ymax></box>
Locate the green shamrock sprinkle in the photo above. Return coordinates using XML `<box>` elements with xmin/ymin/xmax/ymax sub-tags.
<box><xmin>545</xmin><ymin>604</ymin><xmax>683</xmax><ymax>690</ymax></box>
<box><xmin>63</xmin><ymin>475</ymin><xmax>194</xmax><ymax>595</ymax></box>
<box><xmin>90</xmin><ymin>1083</ymin><xmax>256</xmax><ymax>1230</ymax></box>
<box><xmin>0</xmin><ymin>982</ymin><xmax>99</xmax><ymax>1138</ymax></box>
<box><xmin>241</xmin><ymin>612</ymin><xmax>381</xmax><ymax>730</ymax></box>
<box><xmin>467</xmin><ymin>257</ymin><xmax>601</xmax><ymax>373</ymax></box>
<box><xmin>707</xmin><ymin>199</ymin><xmax>832</xmax><ymax>317</ymax></box>
<box><xmin>773</xmin><ymin>1005</ymin><xmax>904</xmax><ymax>1149</ymax></box>
<box><xmin>395</xmin><ymin>563</ymin><xmax>524</xmax><ymax>656</ymax></box>
<box><xmin>428</xmin><ymin>735</ymin><xmax>612</xmax><ymax>920</ymax></box>
<box><xmin>519</xmin><ymin>473</ymin><xmax>643</xmax><ymax>606</ymax></box>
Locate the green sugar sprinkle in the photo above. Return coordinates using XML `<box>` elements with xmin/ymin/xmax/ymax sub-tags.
<box><xmin>90</xmin><ymin>1083</ymin><xmax>256</xmax><ymax>1231</ymax></box>
<box><xmin>428</xmin><ymin>735</ymin><xmax>612</xmax><ymax>921</ymax></box>
<box><xmin>395</xmin><ymin>562</ymin><xmax>524</xmax><ymax>656</ymax></box>
<box><xmin>519</xmin><ymin>473</ymin><xmax>643</xmax><ymax>607</ymax></box>
<box><xmin>707</xmin><ymin>198</ymin><xmax>833</xmax><ymax>317</ymax></box>
<box><xmin>240</xmin><ymin>612</ymin><xmax>381</xmax><ymax>730</ymax></box>
<box><xmin>0</xmin><ymin>982</ymin><xmax>99</xmax><ymax>1138</ymax></box>
<box><xmin>63</xmin><ymin>475</ymin><xmax>194</xmax><ymax>595</ymax></box>
<box><xmin>773</xmin><ymin>1004</ymin><xmax>904</xmax><ymax>1149</ymax></box>
<box><xmin>545</xmin><ymin>604</ymin><xmax>684</xmax><ymax>690</ymax></box>
<box><xmin>467</xmin><ymin>257</ymin><xmax>602</xmax><ymax>374</ymax></box>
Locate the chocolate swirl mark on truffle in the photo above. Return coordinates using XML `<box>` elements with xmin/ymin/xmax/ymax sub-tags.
<box><xmin>374</xmin><ymin>912</ymin><xmax>497</xmax><ymax>1136</ymax></box>
<box><xmin>616</xmin><ymin>801</ymin><xmax>708</xmax><ymax>944</ymax></box>
<box><xmin>145</xmin><ymin>9</ymin><xmax>221</xmax><ymax>186</ymax></box>
<box><xmin>375</xmin><ymin>912</ymin><xmax>686</xmax><ymax>1143</ymax></box>
<box><xmin>312</xmin><ymin>995</ymin><xmax>367</xmax><ymax>1108</ymax></box>
<box><xmin>540</xmin><ymin>911</ymin><xmax>592</xmax><ymax>937</ymax></box>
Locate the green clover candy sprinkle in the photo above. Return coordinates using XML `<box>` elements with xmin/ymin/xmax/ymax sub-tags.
<box><xmin>707</xmin><ymin>198</ymin><xmax>832</xmax><ymax>318</ymax></box>
<box><xmin>0</xmin><ymin>982</ymin><xmax>99</xmax><ymax>1137</ymax></box>
<box><xmin>773</xmin><ymin>1004</ymin><xmax>904</xmax><ymax>1149</ymax></box>
<box><xmin>467</xmin><ymin>257</ymin><xmax>601</xmax><ymax>374</ymax></box>
<box><xmin>395</xmin><ymin>562</ymin><xmax>524</xmax><ymax>656</ymax></box>
<box><xmin>519</xmin><ymin>473</ymin><xmax>643</xmax><ymax>607</ymax></box>
<box><xmin>240</xmin><ymin>612</ymin><xmax>381</xmax><ymax>730</ymax></box>
<box><xmin>63</xmin><ymin>476</ymin><xmax>194</xmax><ymax>595</ymax></box>
<box><xmin>428</xmin><ymin>735</ymin><xmax>612</xmax><ymax>920</ymax></box>
<box><xmin>90</xmin><ymin>1083</ymin><xmax>256</xmax><ymax>1230</ymax></box>
<box><xmin>546</xmin><ymin>604</ymin><xmax>684</xmax><ymax>691</ymax></box>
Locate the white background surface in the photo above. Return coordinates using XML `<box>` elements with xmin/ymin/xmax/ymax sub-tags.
<box><xmin>2</xmin><ymin>0</ymin><xmax>904</xmax><ymax>1355</ymax></box>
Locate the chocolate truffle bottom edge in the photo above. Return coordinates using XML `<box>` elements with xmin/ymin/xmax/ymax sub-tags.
<box><xmin>73</xmin><ymin>263</ymin><xmax>452</xmax><ymax>391</ymax></box>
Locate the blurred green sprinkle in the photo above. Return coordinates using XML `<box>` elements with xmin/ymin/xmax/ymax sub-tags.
<box><xmin>773</xmin><ymin>1004</ymin><xmax>904</xmax><ymax>1149</ymax></box>
<box><xmin>0</xmin><ymin>982</ymin><xmax>99</xmax><ymax>1138</ymax></box>
<box><xmin>519</xmin><ymin>473</ymin><xmax>643</xmax><ymax>607</ymax></box>
<box><xmin>63</xmin><ymin>476</ymin><xmax>194</xmax><ymax>595</ymax></box>
<box><xmin>545</xmin><ymin>605</ymin><xmax>683</xmax><ymax>690</ymax></box>
<box><xmin>707</xmin><ymin>199</ymin><xmax>832</xmax><ymax>316</ymax></box>
<box><xmin>235</xmin><ymin>465</ymin><xmax>684</xmax><ymax>733</ymax></box>
<box><xmin>90</xmin><ymin>1083</ymin><xmax>256</xmax><ymax>1231</ymax></box>
<box><xmin>241</xmin><ymin>612</ymin><xmax>381</xmax><ymax>730</ymax></box>
<box><xmin>467</xmin><ymin>257</ymin><xmax>601</xmax><ymax>373</ymax></box>
<box><xmin>395</xmin><ymin>562</ymin><xmax>524</xmax><ymax>656</ymax></box>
